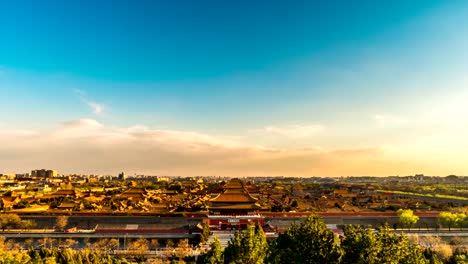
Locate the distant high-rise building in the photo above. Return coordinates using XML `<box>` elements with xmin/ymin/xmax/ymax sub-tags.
<box><xmin>31</xmin><ymin>169</ymin><xmax>58</xmax><ymax>178</ymax></box>
<box><xmin>31</xmin><ymin>169</ymin><xmax>45</xmax><ymax>177</ymax></box>
<box><xmin>46</xmin><ymin>170</ymin><xmax>58</xmax><ymax>177</ymax></box>
<box><xmin>118</xmin><ymin>172</ymin><xmax>127</xmax><ymax>180</ymax></box>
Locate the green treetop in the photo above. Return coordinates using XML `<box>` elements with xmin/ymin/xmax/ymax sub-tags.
<box><xmin>397</xmin><ymin>209</ymin><xmax>419</xmax><ymax>229</ymax></box>
<box><xmin>266</xmin><ymin>215</ymin><xmax>343</xmax><ymax>264</ymax></box>
<box><xmin>223</xmin><ymin>223</ymin><xmax>267</xmax><ymax>264</ymax></box>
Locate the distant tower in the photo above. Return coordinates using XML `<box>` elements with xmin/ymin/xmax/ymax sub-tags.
<box><xmin>46</xmin><ymin>170</ymin><xmax>58</xmax><ymax>177</ymax></box>
<box><xmin>118</xmin><ymin>172</ymin><xmax>127</xmax><ymax>180</ymax></box>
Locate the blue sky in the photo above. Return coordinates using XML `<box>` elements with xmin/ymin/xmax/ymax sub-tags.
<box><xmin>1</xmin><ymin>0</ymin><xmax>468</xmax><ymax>175</ymax></box>
<box><xmin>0</xmin><ymin>0</ymin><xmax>443</xmax><ymax>80</ymax></box>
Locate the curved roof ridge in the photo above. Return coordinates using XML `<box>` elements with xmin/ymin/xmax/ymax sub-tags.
<box><xmin>210</xmin><ymin>178</ymin><xmax>258</xmax><ymax>203</ymax></box>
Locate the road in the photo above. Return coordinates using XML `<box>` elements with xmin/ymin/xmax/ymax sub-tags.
<box><xmin>0</xmin><ymin>232</ymin><xmax>196</xmax><ymax>239</ymax></box>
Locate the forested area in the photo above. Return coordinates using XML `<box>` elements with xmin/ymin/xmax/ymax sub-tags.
<box><xmin>0</xmin><ymin>247</ymin><xmax>128</xmax><ymax>264</ymax></box>
<box><xmin>0</xmin><ymin>215</ymin><xmax>466</xmax><ymax>263</ymax></box>
<box><xmin>197</xmin><ymin>215</ymin><xmax>468</xmax><ymax>264</ymax></box>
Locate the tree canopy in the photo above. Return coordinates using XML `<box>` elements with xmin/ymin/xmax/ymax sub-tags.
<box><xmin>266</xmin><ymin>215</ymin><xmax>342</xmax><ymax>264</ymax></box>
<box><xmin>438</xmin><ymin>212</ymin><xmax>466</xmax><ymax>231</ymax></box>
<box><xmin>55</xmin><ymin>215</ymin><xmax>69</xmax><ymax>231</ymax></box>
<box><xmin>197</xmin><ymin>215</ymin><xmax>434</xmax><ymax>264</ymax></box>
<box><xmin>341</xmin><ymin>224</ymin><xmax>428</xmax><ymax>264</ymax></box>
<box><xmin>397</xmin><ymin>209</ymin><xmax>419</xmax><ymax>229</ymax></box>
<box><xmin>223</xmin><ymin>223</ymin><xmax>267</xmax><ymax>264</ymax></box>
<box><xmin>0</xmin><ymin>214</ymin><xmax>36</xmax><ymax>230</ymax></box>
<box><xmin>197</xmin><ymin>236</ymin><xmax>223</xmax><ymax>264</ymax></box>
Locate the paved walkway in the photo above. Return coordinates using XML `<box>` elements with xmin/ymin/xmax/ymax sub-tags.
<box><xmin>206</xmin><ymin>231</ymin><xmax>235</xmax><ymax>248</ymax></box>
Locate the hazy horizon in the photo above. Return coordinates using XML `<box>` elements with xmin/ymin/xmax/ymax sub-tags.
<box><xmin>1</xmin><ymin>1</ymin><xmax>468</xmax><ymax>176</ymax></box>
<box><xmin>5</xmin><ymin>169</ymin><xmax>462</xmax><ymax>178</ymax></box>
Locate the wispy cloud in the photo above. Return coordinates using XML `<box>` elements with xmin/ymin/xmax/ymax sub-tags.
<box><xmin>51</xmin><ymin>119</ymin><xmax>104</xmax><ymax>139</ymax></box>
<box><xmin>87</xmin><ymin>102</ymin><xmax>104</xmax><ymax>114</ymax></box>
<box><xmin>114</xmin><ymin>125</ymin><xmax>244</xmax><ymax>150</ymax></box>
<box><xmin>73</xmin><ymin>89</ymin><xmax>105</xmax><ymax>115</ymax></box>
<box><xmin>253</xmin><ymin>124</ymin><xmax>324</xmax><ymax>138</ymax></box>
<box><xmin>0</xmin><ymin>119</ymin><xmax>416</xmax><ymax>176</ymax></box>
<box><xmin>61</xmin><ymin>118</ymin><xmax>103</xmax><ymax>130</ymax></box>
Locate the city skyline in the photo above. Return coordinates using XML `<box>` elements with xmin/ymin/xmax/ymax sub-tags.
<box><xmin>1</xmin><ymin>1</ymin><xmax>468</xmax><ymax>176</ymax></box>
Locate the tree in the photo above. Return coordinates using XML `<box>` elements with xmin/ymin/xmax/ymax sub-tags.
<box><xmin>432</xmin><ymin>244</ymin><xmax>453</xmax><ymax>262</ymax></box>
<box><xmin>421</xmin><ymin>235</ymin><xmax>442</xmax><ymax>248</ymax></box>
<box><xmin>23</xmin><ymin>247</ymin><xmax>127</xmax><ymax>264</ymax></box>
<box><xmin>375</xmin><ymin>225</ymin><xmax>428</xmax><ymax>264</ymax></box>
<box><xmin>175</xmin><ymin>239</ymin><xmax>191</xmax><ymax>261</ymax></box>
<box><xmin>38</xmin><ymin>237</ymin><xmax>56</xmax><ymax>249</ymax></box>
<box><xmin>456</xmin><ymin>213</ymin><xmax>466</xmax><ymax>230</ymax></box>
<box><xmin>130</xmin><ymin>238</ymin><xmax>149</xmax><ymax>251</ymax></box>
<box><xmin>197</xmin><ymin>236</ymin><xmax>223</xmax><ymax>264</ymax></box>
<box><xmin>164</xmin><ymin>239</ymin><xmax>175</xmax><ymax>261</ymax></box>
<box><xmin>129</xmin><ymin>237</ymin><xmax>149</xmax><ymax>260</ymax></box>
<box><xmin>267</xmin><ymin>215</ymin><xmax>342</xmax><ymax>264</ymax></box>
<box><xmin>5</xmin><ymin>239</ymin><xmax>21</xmax><ymax>250</ymax></box>
<box><xmin>166</xmin><ymin>239</ymin><xmax>175</xmax><ymax>248</ymax></box>
<box><xmin>24</xmin><ymin>238</ymin><xmax>34</xmax><ymax>249</ymax></box>
<box><xmin>0</xmin><ymin>214</ymin><xmax>22</xmax><ymax>230</ymax></box>
<box><xmin>0</xmin><ymin>236</ymin><xmax>6</xmax><ymax>250</ymax></box>
<box><xmin>341</xmin><ymin>225</ymin><xmax>380</xmax><ymax>264</ymax></box>
<box><xmin>149</xmin><ymin>239</ymin><xmax>159</xmax><ymax>250</ymax></box>
<box><xmin>55</xmin><ymin>216</ymin><xmax>68</xmax><ymax>231</ymax></box>
<box><xmin>94</xmin><ymin>238</ymin><xmax>113</xmax><ymax>252</ymax></box>
<box><xmin>200</xmin><ymin>223</ymin><xmax>211</xmax><ymax>244</ymax></box>
<box><xmin>19</xmin><ymin>219</ymin><xmax>36</xmax><ymax>230</ymax></box>
<box><xmin>448</xmin><ymin>248</ymin><xmax>468</xmax><ymax>264</ymax></box>
<box><xmin>223</xmin><ymin>223</ymin><xmax>267</xmax><ymax>264</ymax></box>
<box><xmin>398</xmin><ymin>209</ymin><xmax>419</xmax><ymax>229</ymax></box>
<box><xmin>341</xmin><ymin>224</ymin><xmax>429</xmax><ymax>264</ymax></box>
<box><xmin>13</xmin><ymin>200</ymin><xmax>30</xmax><ymax>209</ymax></box>
<box><xmin>108</xmin><ymin>238</ymin><xmax>120</xmax><ymax>251</ymax></box>
<box><xmin>438</xmin><ymin>212</ymin><xmax>466</xmax><ymax>231</ymax></box>
<box><xmin>62</xmin><ymin>239</ymin><xmax>78</xmax><ymax>249</ymax></box>
<box><xmin>0</xmin><ymin>214</ymin><xmax>35</xmax><ymax>232</ymax></box>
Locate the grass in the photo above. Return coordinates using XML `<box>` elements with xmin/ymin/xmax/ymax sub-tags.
<box><xmin>377</xmin><ymin>190</ymin><xmax>468</xmax><ymax>201</ymax></box>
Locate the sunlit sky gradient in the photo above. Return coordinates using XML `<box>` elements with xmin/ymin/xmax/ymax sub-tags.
<box><xmin>1</xmin><ymin>0</ymin><xmax>468</xmax><ymax>176</ymax></box>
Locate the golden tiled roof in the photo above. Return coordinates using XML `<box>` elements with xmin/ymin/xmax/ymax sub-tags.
<box><xmin>52</xmin><ymin>190</ymin><xmax>76</xmax><ymax>195</ymax></box>
<box><xmin>123</xmin><ymin>188</ymin><xmax>146</xmax><ymax>194</ymax></box>
<box><xmin>210</xmin><ymin>193</ymin><xmax>257</xmax><ymax>203</ymax></box>
<box><xmin>210</xmin><ymin>178</ymin><xmax>258</xmax><ymax>203</ymax></box>
<box><xmin>208</xmin><ymin>203</ymin><xmax>261</xmax><ymax>210</ymax></box>
<box><xmin>223</xmin><ymin>178</ymin><xmax>244</xmax><ymax>189</ymax></box>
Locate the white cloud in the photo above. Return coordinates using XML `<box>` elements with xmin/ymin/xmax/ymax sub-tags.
<box><xmin>61</xmin><ymin>118</ymin><xmax>103</xmax><ymax>129</ymax></box>
<box><xmin>0</xmin><ymin>119</ymin><xmax>424</xmax><ymax>176</ymax></box>
<box><xmin>254</xmin><ymin>124</ymin><xmax>324</xmax><ymax>138</ymax></box>
<box><xmin>112</xmin><ymin>125</ymin><xmax>244</xmax><ymax>151</ymax></box>
<box><xmin>73</xmin><ymin>89</ymin><xmax>105</xmax><ymax>115</ymax></box>
<box><xmin>87</xmin><ymin>102</ymin><xmax>104</xmax><ymax>114</ymax></box>
<box><xmin>374</xmin><ymin>114</ymin><xmax>408</xmax><ymax>126</ymax></box>
<box><xmin>52</xmin><ymin>119</ymin><xmax>104</xmax><ymax>139</ymax></box>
